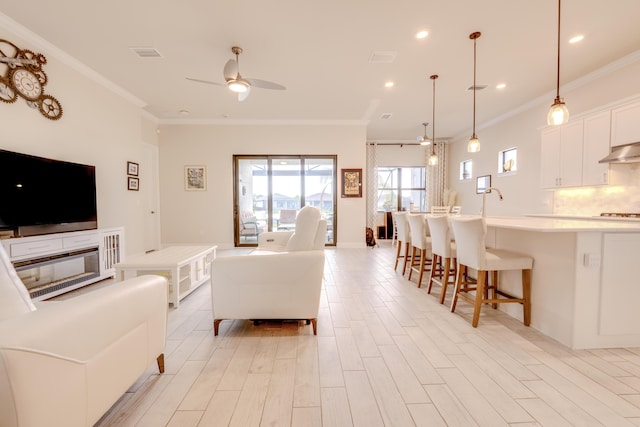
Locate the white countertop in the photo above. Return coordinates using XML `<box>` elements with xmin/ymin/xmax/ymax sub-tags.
<box><xmin>481</xmin><ymin>215</ymin><xmax>640</xmax><ymax>232</ymax></box>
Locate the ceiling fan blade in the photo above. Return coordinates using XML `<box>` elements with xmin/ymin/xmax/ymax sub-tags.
<box><xmin>223</xmin><ymin>59</ymin><xmax>238</xmax><ymax>82</ymax></box>
<box><xmin>238</xmin><ymin>85</ymin><xmax>251</xmax><ymax>102</ymax></box>
<box><xmin>245</xmin><ymin>78</ymin><xmax>286</xmax><ymax>90</ymax></box>
<box><xmin>185</xmin><ymin>77</ymin><xmax>223</xmax><ymax>86</ymax></box>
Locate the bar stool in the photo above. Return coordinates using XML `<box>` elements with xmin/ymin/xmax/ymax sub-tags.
<box><xmin>392</xmin><ymin>212</ymin><xmax>411</xmax><ymax>275</ymax></box>
<box><xmin>407</xmin><ymin>213</ymin><xmax>432</xmax><ymax>287</ymax></box>
<box><xmin>426</xmin><ymin>215</ymin><xmax>457</xmax><ymax>304</ymax></box>
<box><xmin>449</xmin><ymin>217</ymin><xmax>533</xmax><ymax>328</ymax></box>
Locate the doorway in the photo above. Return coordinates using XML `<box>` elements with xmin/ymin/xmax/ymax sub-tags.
<box><xmin>234</xmin><ymin>155</ymin><xmax>337</xmax><ymax>247</ymax></box>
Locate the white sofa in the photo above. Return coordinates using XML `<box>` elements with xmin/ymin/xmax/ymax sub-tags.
<box><xmin>211</xmin><ymin>206</ymin><xmax>326</xmax><ymax>335</ymax></box>
<box><xmin>0</xmin><ymin>245</ymin><xmax>168</xmax><ymax>427</ymax></box>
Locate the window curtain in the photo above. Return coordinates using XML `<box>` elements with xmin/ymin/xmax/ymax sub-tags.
<box><xmin>426</xmin><ymin>142</ymin><xmax>449</xmax><ymax>210</ymax></box>
<box><xmin>366</xmin><ymin>143</ymin><xmax>378</xmax><ymax>230</ymax></box>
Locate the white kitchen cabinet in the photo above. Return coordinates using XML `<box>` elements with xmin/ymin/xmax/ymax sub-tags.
<box><xmin>540</xmin><ymin>121</ymin><xmax>583</xmax><ymax>188</ymax></box>
<box><xmin>611</xmin><ymin>101</ymin><xmax>640</xmax><ymax>147</ymax></box>
<box><xmin>582</xmin><ymin>111</ymin><xmax>610</xmax><ymax>186</ymax></box>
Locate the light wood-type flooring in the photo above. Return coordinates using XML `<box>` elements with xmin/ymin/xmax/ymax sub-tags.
<box><xmin>92</xmin><ymin>243</ymin><xmax>640</xmax><ymax>426</ymax></box>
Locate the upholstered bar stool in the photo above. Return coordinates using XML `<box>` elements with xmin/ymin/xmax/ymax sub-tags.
<box><xmin>392</xmin><ymin>212</ymin><xmax>411</xmax><ymax>275</ymax></box>
<box><xmin>426</xmin><ymin>214</ymin><xmax>457</xmax><ymax>304</ymax></box>
<box><xmin>449</xmin><ymin>217</ymin><xmax>533</xmax><ymax>328</ymax></box>
<box><xmin>407</xmin><ymin>213</ymin><xmax>432</xmax><ymax>287</ymax></box>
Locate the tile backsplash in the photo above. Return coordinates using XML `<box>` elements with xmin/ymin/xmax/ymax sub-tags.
<box><xmin>554</xmin><ymin>164</ymin><xmax>640</xmax><ymax>215</ymax></box>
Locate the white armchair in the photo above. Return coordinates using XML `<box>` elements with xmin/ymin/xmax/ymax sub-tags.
<box><xmin>211</xmin><ymin>206</ymin><xmax>326</xmax><ymax>335</ymax></box>
<box><xmin>0</xmin><ymin>245</ymin><xmax>168</xmax><ymax>427</ymax></box>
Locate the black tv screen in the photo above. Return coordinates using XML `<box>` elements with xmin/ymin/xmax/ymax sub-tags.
<box><xmin>0</xmin><ymin>149</ymin><xmax>97</xmax><ymax>236</ymax></box>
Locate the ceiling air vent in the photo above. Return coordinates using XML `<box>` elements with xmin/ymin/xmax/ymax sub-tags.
<box><xmin>380</xmin><ymin>112</ymin><xmax>393</xmax><ymax>120</ymax></box>
<box><xmin>369</xmin><ymin>51</ymin><xmax>397</xmax><ymax>63</ymax></box>
<box><xmin>130</xmin><ymin>47</ymin><xmax>163</xmax><ymax>58</ymax></box>
<box><xmin>467</xmin><ymin>84</ymin><xmax>488</xmax><ymax>91</ymax></box>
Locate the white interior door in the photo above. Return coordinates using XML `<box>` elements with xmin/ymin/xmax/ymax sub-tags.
<box><xmin>142</xmin><ymin>143</ymin><xmax>160</xmax><ymax>252</ymax></box>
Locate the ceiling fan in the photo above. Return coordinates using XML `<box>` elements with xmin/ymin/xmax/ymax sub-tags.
<box><xmin>186</xmin><ymin>46</ymin><xmax>286</xmax><ymax>101</ymax></box>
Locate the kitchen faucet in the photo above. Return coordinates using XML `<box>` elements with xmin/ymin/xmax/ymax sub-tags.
<box><xmin>482</xmin><ymin>187</ymin><xmax>503</xmax><ymax>217</ymax></box>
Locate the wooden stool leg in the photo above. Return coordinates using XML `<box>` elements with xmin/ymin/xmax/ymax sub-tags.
<box><xmin>522</xmin><ymin>269</ymin><xmax>532</xmax><ymax>326</ymax></box>
<box><xmin>490</xmin><ymin>270</ymin><xmax>499</xmax><ymax>309</ymax></box>
<box><xmin>394</xmin><ymin>241</ymin><xmax>402</xmax><ymax>270</ymax></box>
<box><xmin>418</xmin><ymin>248</ymin><xmax>426</xmax><ymax>288</ymax></box>
<box><xmin>408</xmin><ymin>246</ymin><xmax>416</xmax><ymax>280</ymax></box>
<box><xmin>427</xmin><ymin>254</ymin><xmax>438</xmax><ymax>294</ymax></box>
<box><xmin>439</xmin><ymin>257</ymin><xmax>450</xmax><ymax>304</ymax></box>
<box><xmin>402</xmin><ymin>243</ymin><xmax>410</xmax><ymax>275</ymax></box>
<box><xmin>472</xmin><ymin>270</ymin><xmax>487</xmax><ymax>327</ymax></box>
<box><xmin>450</xmin><ymin>264</ymin><xmax>464</xmax><ymax>313</ymax></box>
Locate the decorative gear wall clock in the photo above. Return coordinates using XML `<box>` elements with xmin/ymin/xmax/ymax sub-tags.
<box><xmin>0</xmin><ymin>39</ymin><xmax>63</xmax><ymax>120</ymax></box>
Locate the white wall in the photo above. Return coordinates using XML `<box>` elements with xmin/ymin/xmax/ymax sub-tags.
<box><xmin>447</xmin><ymin>56</ymin><xmax>640</xmax><ymax>217</ymax></box>
<box><xmin>157</xmin><ymin>123</ymin><xmax>367</xmax><ymax>248</ymax></box>
<box><xmin>0</xmin><ymin>23</ymin><xmax>157</xmax><ymax>256</ymax></box>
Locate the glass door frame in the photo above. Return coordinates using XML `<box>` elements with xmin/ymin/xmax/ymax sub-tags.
<box><xmin>233</xmin><ymin>155</ymin><xmax>337</xmax><ymax>247</ymax></box>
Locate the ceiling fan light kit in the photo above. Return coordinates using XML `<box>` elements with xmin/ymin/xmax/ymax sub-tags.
<box><xmin>468</xmin><ymin>31</ymin><xmax>481</xmax><ymax>153</ymax></box>
<box><xmin>186</xmin><ymin>46</ymin><xmax>285</xmax><ymax>101</ymax></box>
<box><xmin>548</xmin><ymin>0</ymin><xmax>570</xmax><ymax>126</ymax></box>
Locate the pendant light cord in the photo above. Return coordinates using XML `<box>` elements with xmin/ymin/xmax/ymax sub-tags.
<box><xmin>431</xmin><ymin>75</ymin><xmax>437</xmax><ymax>155</ymax></box>
<box><xmin>472</xmin><ymin>34</ymin><xmax>478</xmax><ymax>137</ymax></box>
<box><xmin>555</xmin><ymin>0</ymin><xmax>561</xmax><ymax>100</ymax></box>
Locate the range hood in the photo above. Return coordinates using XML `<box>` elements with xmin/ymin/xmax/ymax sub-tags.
<box><xmin>599</xmin><ymin>142</ymin><xmax>640</xmax><ymax>164</ymax></box>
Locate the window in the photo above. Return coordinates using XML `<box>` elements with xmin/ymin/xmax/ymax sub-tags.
<box><xmin>460</xmin><ymin>160</ymin><xmax>472</xmax><ymax>180</ymax></box>
<box><xmin>377</xmin><ymin>167</ymin><xmax>426</xmax><ymax>212</ymax></box>
<box><xmin>498</xmin><ymin>147</ymin><xmax>517</xmax><ymax>174</ymax></box>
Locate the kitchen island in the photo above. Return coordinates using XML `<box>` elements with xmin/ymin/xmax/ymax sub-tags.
<box><xmin>478</xmin><ymin>215</ymin><xmax>640</xmax><ymax>349</ymax></box>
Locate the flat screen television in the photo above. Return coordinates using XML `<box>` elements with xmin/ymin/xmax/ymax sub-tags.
<box><xmin>0</xmin><ymin>149</ymin><xmax>97</xmax><ymax>237</ymax></box>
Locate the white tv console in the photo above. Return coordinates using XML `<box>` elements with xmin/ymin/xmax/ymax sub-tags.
<box><xmin>1</xmin><ymin>227</ymin><xmax>124</xmax><ymax>301</ymax></box>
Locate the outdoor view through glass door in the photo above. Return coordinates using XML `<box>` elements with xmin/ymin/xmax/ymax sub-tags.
<box><xmin>234</xmin><ymin>155</ymin><xmax>336</xmax><ymax>246</ymax></box>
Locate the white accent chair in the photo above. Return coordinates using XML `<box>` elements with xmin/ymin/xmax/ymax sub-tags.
<box><xmin>0</xmin><ymin>244</ymin><xmax>168</xmax><ymax>427</ymax></box>
<box><xmin>211</xmin><ymin>206</ymin><xmax>326</xmax><ymax>336</ymax></box>
<box><xmin>449</xmin><ymin>217</ymin><xmax>533</xmax><ymax>328</ymax></box>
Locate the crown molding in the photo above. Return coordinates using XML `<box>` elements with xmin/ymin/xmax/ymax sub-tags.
<box><xmin>158</xmin><ymin>118</ymin><xmax>367</xmax><ymax>126</ymax></box>
<box><xmin>0</xmin><ymin>12</ymin><xmax>147</xmax><ymax>108</ymax></box>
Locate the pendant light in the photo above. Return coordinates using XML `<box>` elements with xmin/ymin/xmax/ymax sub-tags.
<box><xmin>428</xmin><ymin>74</ymin><xmax>439</xmax><ymax>165</ymax></box>
<box><xmin>419</xmin><ymin>122</ymin><xmax>431</xmax><ymax>145</ymax></box>
<box><xmin>468</xmin><ymin>32</ymin><xmax>481</xmax><ymax>153</ymax></box>
<box><xmin>547</xmin><ymin>0</ymin><xmax>569</xmax><ymax>125</ymax></box>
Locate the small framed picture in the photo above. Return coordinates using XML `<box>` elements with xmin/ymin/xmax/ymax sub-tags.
<box><xmin>128</xmin><ymin>176</ymin><xmax>139</xmax><ymax>191</ymax></box>
<box><xmin>185</xmin><ymin>165</ymin><xmax>207</xmax><ymax>191</ymax></box>
<box><xmin>341</xmin><ymin>168</ymin><xmax>362</xmax><ymax>198</ymax></box>
<box><xmin>476</xmin><ymin>174</ymin><xmax>491</xmax><ymax>194</ymax></box>
<box><xmin>127</xmin><ymin>161</ymin><xmax>139</xmax><ymax>176</ymax></box>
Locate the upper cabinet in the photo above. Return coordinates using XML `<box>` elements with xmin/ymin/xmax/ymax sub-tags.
<box><xmin>582</xmin><ymin>111</ymin><xmax>610</xmax><ymax>186</ymax></box>
<box><xmin>540</xmin><ymin>121</ymin><xmax>583</xmax><ymax>188</ymax></box>
<box><xmin>540</xmin><ymin>111</ymin><xmax>610</xmax><ymax>189</ymax></box>
<box><xmin>611</xmin><ymin>101</ymin><xmax>640</xmax><ymax>147</ymax></box>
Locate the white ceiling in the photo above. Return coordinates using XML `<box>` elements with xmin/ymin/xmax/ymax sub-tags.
<box><xmin>1</xmin><ymin>0</ymin><xmax>640</xmax><ymax>143</ymax></box>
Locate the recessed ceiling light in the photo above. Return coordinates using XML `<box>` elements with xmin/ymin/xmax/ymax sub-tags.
<box><xmin>416</xmin><ymin>30</ymin><xmax>429</xmax><ymax>39</ymax></box>
<box><xmin>569</xmin><ymin>35</ymin><xmax>584</xmax><ymax>44</ymax></box>
<box><xmin>496</xmin><ymin>83</ymin><xmax>507</xmax><ymax>90</ymax></box>
<box><xmin>385</xmin><ymin>81</ymin><xmax>395</xmax><ymax>88</ymax></box>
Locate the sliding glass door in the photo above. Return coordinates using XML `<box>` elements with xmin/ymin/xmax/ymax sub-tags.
<box><xmin>234</xmin><ymin>155</ymin><xmax>336</xmax><ymax>246</ymax></box>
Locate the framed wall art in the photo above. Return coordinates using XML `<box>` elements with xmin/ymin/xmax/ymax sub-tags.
<box><xmin>127</xmin><ymin>161</ymin><xmax>139</xmax><ymax>176</ymax></box>
<box><xmin>128</xmin><ymin>176</ymin><xmax>139</xmax><ymax>191</ymax></box>
<box><xmin>341</xmin><ymin>168</ymin><xmax>362</xmax><ymax>198</ymax></box>
<box><xmin>185</xmin><ymin>165</ymin><xmax>207</xmax><ymax>191</ymax></box>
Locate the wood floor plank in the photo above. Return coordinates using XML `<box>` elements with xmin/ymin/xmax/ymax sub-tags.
<box><xmin>363</xmin><ymin>357</ymin><xmax>417</xmax><ymax>426</ymax></box>
<box><xmin>291</xmin><ymin>407</ymin><xmax>322</xmax><ymax>427</ymax></box>
<box><xmin>349</xmin><ymin>320</ymin><xmax>381</xmax><ymax>357</ymax></box>
<box><xmin>179</xmin><ymin>348</ymin><xmax>235</xmax><ymax>411</ymax></box>
<box><xmin>166</xmin><ymin>410</ymin><xmax>202</xmax><ymax>427</ymax></box>
<box><xmin>321</xmin><ymin>387</ymin><xmax>353</xmax><ymax>427</ymax></box>
<box><xmin>343</xmin><ymin>370</ymin><xmax>385</xmax><ymax>427</ymax></box>
<box><xmin>228</xmin><ymin>373</ymin><xmax>271</xmax><ymax>427</ymax></box>
<box><xmin>217</xmin><ymin>338</ymin><xmax>260</xmax><ymax>391</ymax></box>
<box><xmin>261</xmin><ymin>359</ymin><xmax>296</xmax><ymax>427</ymax></box>
<box><xmin>334</xmin><ymin>327</ymin><xmax>365</xmax><ymax>371</ymax></box>
<box><xmin>405</xmin><ymin>326</ymin><xmax>455</xmax><ymax>369</ymax></box>
<box><xmin>293</xmin><ymin>336</ymin><xmax>321</xmax><ymax>408</ymax></box>
<box><xmin>406</xmin><ymin>403</ymin><xmax>447</xmax><ymax>427</ymax></box>
<box><xmin>514</xmin><ymin>398</ymin><xmax>573</xmax><ymax>427</ymax></box>
<box><xmin>318</xmin><ymin>336</ymin><xmax>345</xmax><ymax>388</ymax></box>
<box><xmin>436</xmin><ymin>367</ymin><xmax>509</xmax><ymax>427</ymax></box>
<box><xmin>424</xmin><ymin>384</ymin><xmax>479</xmax><ymax>427</ymax></box>
<box><xmin>392</xmin><ymin>335</ymin><xmax>444</xmax><ymax>385</ymax></box>
<box><xmin>197</xmin><ymin>390</ymin><xmax>240</xmax><ymax>427</ymax></box>
<box><xmin>522</xmin><ymin>380</ymin><xmax>602</xmax><ymax>427</ymax></box>
<box><xmin>378</xmin><ymin>344</ymin><xmax>430</xmax><ymax>404</ymax></box>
